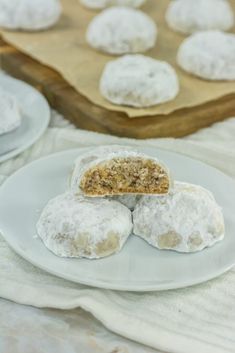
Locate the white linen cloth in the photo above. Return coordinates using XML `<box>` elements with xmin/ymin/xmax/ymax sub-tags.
<box><xmin>0</xmin><ymin>110</ymin><xmax>235</xmax><ymax>353</ymax></box>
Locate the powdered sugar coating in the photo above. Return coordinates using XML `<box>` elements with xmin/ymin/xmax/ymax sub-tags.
<box><xmin>166</xmin><ymin>0</ymin><xmax>234</xmax><ymax>35</ymax></box>
<box><xmin>86</xmin><ymin>7</ymin><xmax>157</xmax><ymax>54</ymax></box>
<box><xmin>177</xmin><ymin>31</ymin><xmax>235</xmax><ymax>81</ymax></box>
<box><xmin>70</xmin><ymin>145</ymin><xmax>172</xmax><ymax>196</ymax></box>
<box><xmin>0</xmin><ymin>0</ymin><xmax>62</xmax><ymax>31</ymax></box>
<box><xmin>133</xmin><ymin>182</ymin><xmax>225</xmax><ymax>253</ymax></box>
<box><xmin>113</xmin><ymin>194</ymin><xmax>142</xmax><ymax>210</ymax></box>
<box><xmin>37</xmin><ymin>192</ymin><xmax>132</xmax><ymax>259</ymax></box>
<box><xmin>80</xmin><ymin>0</ymin><xmax>145</xmax><ymax>10</ymax></box>
<box><xmin>100</xmin><ymin>55</ymin><xmax>179</xmax><ymax>107</ymax></box>
<box><xmin>0</xmin><ymin>87</ymin><xmax>21</xmax><ymax>136</ymax></box>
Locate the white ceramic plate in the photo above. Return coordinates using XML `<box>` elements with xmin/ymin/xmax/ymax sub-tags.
<box><xmin>0</xmin><ymin>73</ymin><xmax>50</xmax><ymax>163</ymax></box>
<box><xmin>0</xmin><ymin>147</ymin><xmax>235</xmax><ymax>291</ymax></box>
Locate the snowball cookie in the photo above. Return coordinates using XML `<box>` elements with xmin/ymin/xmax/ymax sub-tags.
<box><xmin>0</xmin><ymin>0</ymin><xmax>62</xmax><ymax>31</ymax></box>
<box><xmin>133</xmin><ymin>182</ymin><xmax>225</xmax><ymax>253</ymax></box>
<box><xmin>0</xmin><ymin>87</ymin><xmax>21</xmax><ymax>136</ymax></box>
<box><xmin>80</xmin><ymin>0</ymin><xmax>146</xmax><ymax>10</ymax></box>
<box><xmin>37</xmin><ymin>192</ymin><xmax>132</xmax><ymax>259</ymax></box>
<box><xmin>70</xmin><ymin>145</ymin><xmax>172</xmax><ymax>197</ymax></box>
<box><xmin>86</xmin><ymin>7</ymin><xmax>157</xmax><ymax>54</ymax></box>
<box><xmin>166</xmin><ymin>0</ymin><xmax>234</xmax><ymax>35</ymax></box>
<box><xmin>177</xmin><ymin>31</ymin><xmax>235</xmax><ymax>81</ymax></box>
<box><xmin>100</xmin><ymin>55</ymin><xmax>179</xmax><ymax>107</ymax></box>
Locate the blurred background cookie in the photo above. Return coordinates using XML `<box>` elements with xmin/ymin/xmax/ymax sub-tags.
<box><xmin>0</xmin><ymin>0</ymin><xmax>62</xmax><ymax>31</ymax></box>
<box><xmin>0</xmin><ymin>87</ymin><xmax>21</xmax><ymax>136</ymax></box>
<box><xmin>166</xmin><ymin>0</ymin><xmax>234</xmax><ymax>34</ymax></box>
<box><xmin>177</xmin><ymin>31</ymin><xmax>235</xmax><ymax>80</ymax></box>
<box><xmin>86</xmin><ymin>7</ymin><xmax>157</xmax><ymax>54</ymax></box>
<box><xmin>100</xmin><ymin>55</ymin><xmax>179</xmax><ymax>107</ymax></box>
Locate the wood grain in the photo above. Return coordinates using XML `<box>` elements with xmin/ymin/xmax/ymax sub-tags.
<box><xmin>1</xmin><ymin>38</ymin><xmax>235</xmax><ymax>139</ymax></box>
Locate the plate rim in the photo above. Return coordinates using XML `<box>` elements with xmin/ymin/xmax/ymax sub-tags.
<box><xmin>0</xmin><ymin>146</ymin><xmax>235</xmax><ymax>291</ymax></box>
<box><xmin>0</xmin><ymin>231</ymin><xmax>233</xmax><ymax>291</ymax></box>
<box><xmin>0</xmin><ymin>73</ymin><xmax>50</xmax><ymax>163</ymax></box>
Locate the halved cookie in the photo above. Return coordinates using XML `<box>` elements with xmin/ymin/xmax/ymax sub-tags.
<box><xmin>70</xmin><ymin>146</ymin><xmax>172</xmax><ymax>197</ymax></box>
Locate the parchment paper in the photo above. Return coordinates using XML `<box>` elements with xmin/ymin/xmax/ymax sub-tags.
<box><xmin>1</xmin><ymin>0</ymin><xmax>235</xmax><ymax>118</ymax></box>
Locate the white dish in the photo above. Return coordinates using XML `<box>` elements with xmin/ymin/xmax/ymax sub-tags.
<box><xmin>0</xmin><ymin>147</ymin><xmax>234</xmax><ymax>291</ymax></box>
<box><xmin>0</xmin><ymin>73</ymin><xmax>50</xmax><ymax>163</ymax></box>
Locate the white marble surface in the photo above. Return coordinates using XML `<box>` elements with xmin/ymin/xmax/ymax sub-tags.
<box><xmin>0</xmin><ymin>298</ymin><xmax>159</xmax><ymax>353</ymax></box>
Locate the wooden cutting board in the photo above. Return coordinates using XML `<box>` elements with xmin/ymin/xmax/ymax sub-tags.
<box><xmin>1</xmin><ymin>37</ymin><xmax>235</xmax><ymax>139</ymax></box>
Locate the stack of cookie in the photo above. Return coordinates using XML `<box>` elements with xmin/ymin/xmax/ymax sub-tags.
<box><xmin>37</xmin><ymin>146</ymin><xmax>225</xmax><ymax>259</ymax></box>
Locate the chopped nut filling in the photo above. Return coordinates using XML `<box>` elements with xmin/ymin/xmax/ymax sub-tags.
<box><xmin>80</xmin><ymin>157</ymin><xmax>170</xmax><ymax>196</ymax></box>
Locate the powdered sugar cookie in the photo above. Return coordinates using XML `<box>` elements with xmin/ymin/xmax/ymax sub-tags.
<box><xmin>80</xmin><ymin>0</ymin><xmax>145</xmax><ymax>10</ymax></box>
<box><xmin>70</xmin><ymin>145</ymin><xmax>172</xmax><ymax>197</ymax></box>
<box><xmin>177</xmin><ymin>31</ymin><xmax>235</xmax><ymax>80</ymax></box>
<box><xmin>100</xmin><ymin>55</ymin><xmax>179</xmax><ymax>107</ymax></box>
<box><xmin>37</xmin><ymin>192</ymin><xmax>132</xmax><ymax>259</ymax></box>
<box><xmin>0</xmin><ymin>0</ymin><xmax>62</xmax><ymax>31</ymax></box>
<box><xmin>0</xmin><ymin>87</ymin><xmax>21</xmax><ymax>136</ymax></box>
<box><xmin>86</xmin><ymin>7</ymin><xmax>157</xmax><ymax>54</ymax></box>
<box><xmin>166</xmin><ymin>0</ymin><xmax>234</xmax><ymax>34</ymax></box>
<box><xmin>133</xmin><ymin>182</ymin><xmax>225</xmax><ymax>253</ymax></box>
